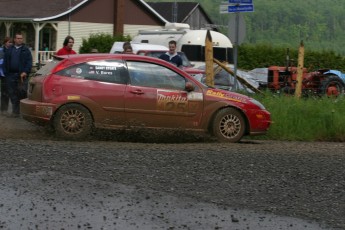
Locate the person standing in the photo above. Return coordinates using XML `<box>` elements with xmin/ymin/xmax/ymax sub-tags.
<box><xmin>56</xmin><ymin>35</ymin><xmax>77</xmax><ymax>55</ymax></box>
<box><xmin>42</xmin><ymin>43</ymin><xmax>49</xmax><ymax>51</ymax></box>
<box><xmin>159</xmin><ymin>40</ymin><xmax>182</xmax><ymax>67</ymax></box>
<box><xmin>3</xmin><ymin>32</ymin><xmax>32</xmax><ymax>118</ymax></box>
<box><xmin>122</xmin><ymin>43</ymin><xmax>134</xmax><ymax>54</ymax></box>
<box><xmin>0</xmin><ymin>37</ymin><xmax>12</xmax><ymax>115</ymax></box>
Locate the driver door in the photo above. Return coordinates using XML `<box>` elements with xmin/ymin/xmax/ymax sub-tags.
<box><xmin>124</xmin><ymin>61</ymin><xmax>204</xmax><ymax>129</ymax></box>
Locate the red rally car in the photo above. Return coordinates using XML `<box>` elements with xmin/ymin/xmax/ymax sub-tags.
<box><xmin>20</xmin><ymin>54</ymin><xmax>271</xmax><ymax>142</ymax></box>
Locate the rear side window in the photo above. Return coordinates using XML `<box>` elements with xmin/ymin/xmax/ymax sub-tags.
<box><xmin>34</xmin><ymin>60</ymin><xmax>60</xmax><ymax>76</ymax></box>
<box><xmin>56</xmin><ymin>60</ymin><xmax>128</xmax><ymax>84</ymax></box>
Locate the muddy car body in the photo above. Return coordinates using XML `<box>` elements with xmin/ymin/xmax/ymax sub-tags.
<box><xmin>20</xmin><ymin>54</ymin><xmax>271</xmax><ymax>142</ymax></box>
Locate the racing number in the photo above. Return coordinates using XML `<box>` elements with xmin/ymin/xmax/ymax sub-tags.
<box><xmin>165</xmin><ymin>101</ymin><xmax>187</xmax><ymax>112</ymax></box>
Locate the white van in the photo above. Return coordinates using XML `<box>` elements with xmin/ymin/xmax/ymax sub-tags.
<box><xmin>110</xmin><ymin>42</ymin><xmax>168</xmax><ymax>54</ymax></box>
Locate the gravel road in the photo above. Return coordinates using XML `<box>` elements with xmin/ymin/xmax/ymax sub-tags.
<box><xmin>0</xmin><ymin>115</ymin><xmax>344</xmax><ymax>229</ymax></box>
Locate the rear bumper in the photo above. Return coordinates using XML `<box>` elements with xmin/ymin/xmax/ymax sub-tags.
<box><xmin>20</xmin><ymin>98</ymin><xmax>57</xmax><ymax>125</ymax></box>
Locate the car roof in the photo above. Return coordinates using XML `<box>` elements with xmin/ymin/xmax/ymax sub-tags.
<box><xmin>54</xmin><ymin>53</ymin><xmax>191</xmax><ymax>74</ymax></box>
<box><xmin>55</xmin><ymin>53</ymin><xmax>164</xmax><ymax>63</ymax></box>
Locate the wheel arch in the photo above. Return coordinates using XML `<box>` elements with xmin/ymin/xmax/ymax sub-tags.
<box><xmin>207</xmin><ymin>105</ymin><xmax>250</xmax><ymax>136</ymax></box>
<box><xmin>51</xmin><ymin>102</ymin><xmax>95</xmax><ymax>126</ymax></box>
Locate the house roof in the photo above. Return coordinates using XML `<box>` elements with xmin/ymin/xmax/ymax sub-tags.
<box><xmin>0</xmin><ymin>0</ymin><xmax>167</xmax><ymax>23</ymax></box>
<box><xmin>147</xmin><ymin>2</ymin><xmax>214</xmax><ymax>25</ymax></box>
<box><xmin>0</xmin><ymin>0</ymin><xmax>87</xmax><ymax>20</ymax></box>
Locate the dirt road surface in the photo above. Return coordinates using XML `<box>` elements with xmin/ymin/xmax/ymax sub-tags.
<box><xmin>0</xmin><ymin>115</ymin><xmax>344</xmax><ymax>229</ymax></box>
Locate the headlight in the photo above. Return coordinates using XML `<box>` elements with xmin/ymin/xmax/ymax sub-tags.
<box><xmin>249</xmin><ymin>98</ymin><xmax>266</xmax><ymax>110</ymax></box>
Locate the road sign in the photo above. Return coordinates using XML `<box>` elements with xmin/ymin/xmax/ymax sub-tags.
<box><xmin>228</xmin><ymin>0</ymin><xmax>253</xmax><ymax>4</ymax></box>
<box><xmin>220</xmin><ymin>1</ymin><xmax>254</xmax><ymax>90</ymax></box>
<box><xmin>221</xmin><ymin>4</ymin><xmax>254</xmax><ymax>13</ymax></box>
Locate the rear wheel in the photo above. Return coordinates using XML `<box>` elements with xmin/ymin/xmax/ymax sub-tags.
<box><xmin>320</xmin><ymin>75</ymin><xmax>345</xmax><ymax>97</ymax></box>
<box><xmin>53</xmin><ymin>103</ymin><xmax>93</xmax><ymax>140</ymax></box>
<box><xmin>212</xmin><ymin>108</ymin><xmax>246</xmax><ymax>143</ymax></box>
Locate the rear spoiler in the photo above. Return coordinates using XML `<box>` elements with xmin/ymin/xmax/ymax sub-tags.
<box><xmin>51</xmin><ymin>54</ymin><xmax>66</xmax><ymax>61</ymax></box>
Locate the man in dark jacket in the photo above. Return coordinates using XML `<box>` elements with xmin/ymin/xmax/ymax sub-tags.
<box><xmin>159</xmin><ymin>40</ymin><xmax>182</xmax><ymax>67</ymax></box>
<box><xmin>3</xmin><ymin>32</ymin><xmax>32</xmax><ymax>117</ymax></box>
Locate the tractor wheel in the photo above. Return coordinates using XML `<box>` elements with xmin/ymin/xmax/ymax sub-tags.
<box><xmin>320</xmin><ymin>75</ymin><xmax>345</xmax><ymax>97</ymax></box>
<box><xmin>53</xmin><ymin>103</ymin><xmax>93</xmax><ymax>140</ymax></box>
<box><xmin>212</xmin><ymin>108</ymin><xmax>246</xmax><ymax>143</ymax></box>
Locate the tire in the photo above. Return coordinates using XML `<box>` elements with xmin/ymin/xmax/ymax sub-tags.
<box><xmin>212</xmin><ymin>108</ymin><xmax>246</xmax><ymax>143</ymax></box>
<box><xmin>320</xmin><ymin>75</ymin><xmax>345</xmax><ymax>97</ymax></box>
<box><xmin>53</xmin><ymin>103</ymin><xmax>93</xmax><ymax>140</ymax></box>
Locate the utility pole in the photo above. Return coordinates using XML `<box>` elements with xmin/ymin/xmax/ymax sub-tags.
<box><xmin>220</xmin><ymin>0</ymin><xmax>253</xmax><ymax>90</ymax></box>
<box><xmin>233</xmin><ymin>10</ymin><xmax>240</xmax><ymax>90</ymax></box>
<box><xmin>172</xmin><ymin>0</ymin><xmax>178</xmax><ymax>22</ymax></box>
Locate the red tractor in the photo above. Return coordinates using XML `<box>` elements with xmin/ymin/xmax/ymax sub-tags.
<box><xmin>267</xmin><ymin>66</ymin><xmax>345</xmax><ymax>96</ymax></box>
<box><xmin>266</xmin><ymin>48</ymin><xmax>345</xmax><ymax>96</ymax></box>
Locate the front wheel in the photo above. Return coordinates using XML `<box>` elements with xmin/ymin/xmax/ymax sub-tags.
<box><xmin>53</xmin><ymin>103</ymin><xmax>93</xmax><ymax>140</ymax></box>
<box><xmin>212</xmin><ymin>108</ymin><xmax>246</xmax><ymax>143</ymax></box>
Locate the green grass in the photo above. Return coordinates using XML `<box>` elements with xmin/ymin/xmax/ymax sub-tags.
<box><xmin>250</xmin><ymin>93</ymin><xmax>345</xmax><ymax>142</ymax></box>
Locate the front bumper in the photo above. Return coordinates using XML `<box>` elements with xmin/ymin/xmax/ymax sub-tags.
<box><xmin>247</xmin><ymin>109</ymin><xmax>272</xmax><ymax>135</ymax></box>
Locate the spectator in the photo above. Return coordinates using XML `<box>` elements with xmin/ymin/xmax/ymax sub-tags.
<box><xmin>0</xmin><ymin>36</ymin><xmax>12</xmax><ymax>115</ymax></box>
<box><xmin>122</xmin><ymin>42</ymin><xmax>134</xmax><ymax>54</ymax></box>
<box><xmin>123</xmin><ymin>46</ymin><xmax>134</xmax><ymax>54</ymax></box>
<box><xmin>42</xmin><ymin>43</ymin><xmax>49</xmax><ymax>51</ymax></box>
<box><xmin>56</xmin><ymin>35</ymin><xmax>77</xmax><ymax>55</ymax></box>
<box><xmin>3</xmin><ymin>32</ymin><xmax>32</xmax><ymax>118</ymax></box>
<box><xmin>159</xmin><ymin>40</ymin><xmax>182</xmax><ymax>67</ymax></box>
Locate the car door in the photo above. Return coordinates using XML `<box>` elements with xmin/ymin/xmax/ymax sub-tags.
<box><xmin>54</xmin><ymin>59</ymin><xmax>129</xmax><ymax>126</ymax></box>
<box><xmin>124</xmin><ymin>61</ymin><xmax>204</xmax><ymax>129</ymax></box>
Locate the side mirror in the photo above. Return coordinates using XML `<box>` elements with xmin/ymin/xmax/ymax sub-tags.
<box><xmin>185</xmin><ymin>82</ymin><xmax>195</xmax><ymax>92</ymax></box>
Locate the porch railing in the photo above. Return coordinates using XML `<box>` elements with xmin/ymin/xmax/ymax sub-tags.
<box><xmin>35</xmin><ymin>51</ymin><xmax>56</xmax><ymax>64</ymax></box>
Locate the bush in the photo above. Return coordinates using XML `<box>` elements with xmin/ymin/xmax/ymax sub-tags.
<box><xmin>79</xmin><ymin>33</ymin><xmax>131</xmax><ymax>54</ymax></box>
<box><xmin>238</xmin><ymin>43</ymin><xmax>345</xmax><ymax>71</ymax></box>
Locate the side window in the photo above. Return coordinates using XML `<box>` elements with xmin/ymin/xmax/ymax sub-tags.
<box><xmin>56</xmin><ymin>60</ymin><xmax>128</xmax><ymax>84</ymax></box>
<box><xmin>126</xmin><ymin>61</ymin><xmax>186</xmax><ymax>90</ymax></box>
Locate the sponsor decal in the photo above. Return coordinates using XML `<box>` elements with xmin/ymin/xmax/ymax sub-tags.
<box><xmin>35</xmin><ymin>106</ymin><xmax>53</xmax><ymax>116</ymax></box>
<box><xmin>95</xmin><ymin>66</ymin><xmax>117</xmax><ymax>70</ymax></box>
<box><xmin>67</xmin><ymin>95</ymin><xmax>80</xmax><ymax>100</ymax></box>
<box><xmin>93</xmin><ymin>66</ymin><xmax>116</xmax><ymax>75</ymax></box>
<box><xmin>76</xmin><ymin>68</ymin><xmax>82</xmax><ymax>74</ymax></box>
<box><xmin>157</xmin><ymin>90</ymin><xmax>188</xmax><ymax>112</ymax></box>
<box><xmin>187</xmin><ymin>92</ymin><xmax>203</xmax><ymax>101</ymax></box>
<box><xmin>206</xmin><ymin>89</ymin><xmax>245</xmax><ymax>102</ymax></box>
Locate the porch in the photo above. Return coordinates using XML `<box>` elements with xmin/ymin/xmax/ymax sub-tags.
<box><xmin>35</xmin><ymin>51</ymin><xmax>56</xmax><ymax>65</ymax></box>
<box><xmin>1</xmin><ymin>21</ymin><xmax>58</xmax><ymax>66</ymax></box>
